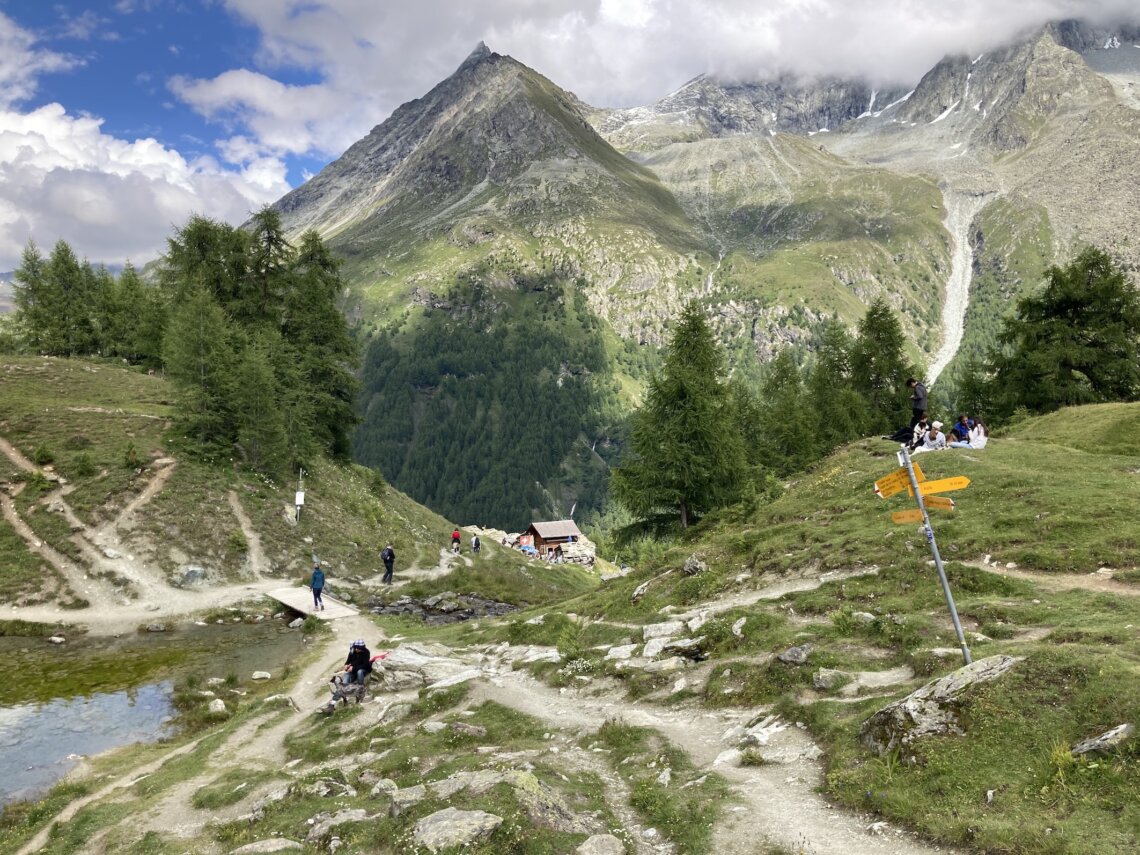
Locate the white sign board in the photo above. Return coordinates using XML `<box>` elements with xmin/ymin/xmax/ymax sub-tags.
<box><xmin>295</xmin><ymin>491</ymin><xmax>305</xmax><ymax>506</ymax></box>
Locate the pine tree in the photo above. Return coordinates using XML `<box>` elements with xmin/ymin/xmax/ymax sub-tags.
<box><xmin>983</xmin><ymin>247</ymin><xmax>1140</xmax><ymax>420</ymax></box>
<box><xmin>754</xmin><ymin>350</ymin><xmax>818</xmax><ymax>474</ymax></box>
<box><xmin>851</xmin><ymin>298</ymin><xmax>914</xmax><ymax>432</ymax></box>
<box><xmin>12</xmin><ymin>241</ymin><xmax>49</xmax><ymax>351</ymax></box>
<box><xmin>612</xmin><ymin>302</ymin><xmax>745</xmax><ymax>528</ymax></box>
<box><xmin>806</xmin><ymin>321</ymin><xmax>870</xmax><ymax>448</ymax></box>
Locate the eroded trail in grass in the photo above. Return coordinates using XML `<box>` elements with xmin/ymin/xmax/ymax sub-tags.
<box><xmin>966</xmin><ymin>559</ymin><xmax>1140</xmax><ymax>597</ymax></box>
<box><xmin>474</xmin><ymin>670</ymin><xmax>958</xmax><ymax>855</ymax></box>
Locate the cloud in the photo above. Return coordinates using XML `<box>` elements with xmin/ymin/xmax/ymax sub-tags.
<box><xmin>0</xmin><ymin>104</ymin><xmax>288</xmax><ymax>269</ymax></box>
<box><xmin>0</xmin><ymin>11</ymin><xmax>78</xmax><ymax>108</ymax></box>
<box><xmin>169</xmin><ymin>0</ymin><xmax>1140</xmax><ymax>168</ymax></box>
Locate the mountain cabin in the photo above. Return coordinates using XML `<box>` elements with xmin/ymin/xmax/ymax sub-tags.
<box><xmin>524</xmin><ymin>520</ymin><xmax>582</xmax><ymax>556</ymax></box>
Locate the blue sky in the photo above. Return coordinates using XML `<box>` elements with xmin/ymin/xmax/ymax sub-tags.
<box><xmin>0</xmin><ymin>0</ymin><xmax>1134</xmax><ymax>270</ymax></box>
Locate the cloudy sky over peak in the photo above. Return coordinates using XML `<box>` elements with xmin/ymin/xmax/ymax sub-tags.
<box><xmin>0</xmin><ymin>0</ymin><xmax>1137</xmax><ymax>271</ymax></box>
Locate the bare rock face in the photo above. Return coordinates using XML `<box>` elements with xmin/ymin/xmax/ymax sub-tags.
<box><xmin>861</xmin><ymin>655</ymin><xmax>1023</xmax><ymax>755</ymax></box>
<box><xmin>1071</xmin><ymin>723</ymin><xmax>1134</xmax><ymax>758</ymax></box>
<box><xmin>412</xmin><ymin>807</ymin><xmax>503</xmax><ymax>852</ymax></box>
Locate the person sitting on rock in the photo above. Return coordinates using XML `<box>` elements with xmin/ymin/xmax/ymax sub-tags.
<box><xmin>344</xmin><ymin>639</ymin><xmax>372</xmax><ymax>685</ymax></box>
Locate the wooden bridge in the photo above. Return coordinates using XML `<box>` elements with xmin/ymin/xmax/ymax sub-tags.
<box><xmin>266</xmin><ymin>586</ymin><xmax>358</xmax><ymax>621</ymax></box>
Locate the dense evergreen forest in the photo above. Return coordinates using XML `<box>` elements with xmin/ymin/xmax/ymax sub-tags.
<box><xmin>354</xmin><ymin>273</ymin><xmax>633</xmax><ymax>531</ymax></box>
<box><xmin>9</xmin><ymin>209</ymin><xmax>358</xmax><ymax>474</ymax></box>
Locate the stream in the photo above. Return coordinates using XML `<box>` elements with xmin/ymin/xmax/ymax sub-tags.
<box><xmin>0</xmin><ymin>621</ymin><xmax>305</xmax><ymax>806</ymax></box>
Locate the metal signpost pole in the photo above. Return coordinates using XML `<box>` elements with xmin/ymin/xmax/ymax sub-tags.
<box><xmin>898</xmin><ymin>445</ymin><xmax>972</xmax><ymax>665</ymax></box>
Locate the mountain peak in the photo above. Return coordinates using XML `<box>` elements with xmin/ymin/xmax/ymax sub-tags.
<box><xmin>462</xmin><ymin>41</ymin><xmax>494</xmax><ymax>67</ymax></box>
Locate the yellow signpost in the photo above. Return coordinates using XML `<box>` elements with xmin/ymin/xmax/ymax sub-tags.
<box><xmin>891</xmin><ymin>508</ymin><xmax>925</xmax><ymax>524</ymax></box>
<box><xmin>923</xmin><ymin>495</ymin><xmax>956</xmax><ymax>511</ymax></box>
<box><xmin>910</xmin><ymin>476</ymin><xmax>970</xmax><ymax>497</ymax></box>
<box><xmin>874</xmin><ymin>447</ymin><xmax>972</xmax><ymax>665</ymax></box>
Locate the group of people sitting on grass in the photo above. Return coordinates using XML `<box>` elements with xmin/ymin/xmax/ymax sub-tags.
<box><xmin>909</xmin><ymin>412</ymin><xmax>988</xmax><ymax>454</ymax></box>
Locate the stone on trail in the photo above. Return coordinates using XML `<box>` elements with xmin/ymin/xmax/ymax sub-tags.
<box><xmin>604</xmin><ymin>643</ymin><xmax>638</xmax><ymax>661</ymax></box>
<box><xmin>644</xmin><ymin>656</ymin><xmax>686</xmax><ymax>674</ymax></box>
<box><xmin>48</xmin><ymin>636</ymin><xmax>66</xmax><ymax>644</ymax></box>
<box><xmin>643</xmin><ymin>620</ymin><xmax>685</xmax><ymax>640</ymax></box>
<box><xmin>861</xmin><ymin>654</ymin><xmax>1024</xmax><ymax>756</ymax></box>
<box><xmin>412</xmin><ymin>807</ymin><xmax>503</xmax><ymax>852</ymax></box>
<box><xmin>777</xmin><ymin>644</ymin><xmax>812</xmax><ymax>665</ymax></box>
<box><xmin>663</xmin><ymin>636</ymin><xmax>706</xmax><ymax>658</ymax></box>
<box><xmin>576</xmin><ymin>833</ymin><xmax>625</xmax><ymax>855</ymax></box>
<box><xmin>814</xmin><ymin>668</ymin><xmax>850</xmax><ymax>690</ymax></box>
<box><xmin>1071</xmin><ymin>723</ymin><xmax>1134</xmax><ymax>757</ymax></box>
<box><xmin>378</xmin><ymin>702</ymin><xmax>412</xmax><ymax>724</ymax></box>
<box><xmin>251</xmin><ymin>671</ymin><xmax>272</xmax><ymax>680</ymax></box>
<box><xmin>425</xmin><ymin>669</ymin><xmax>482</xmax><ymax>692</ymax></box>
<box><xmin>229</xmin><ymin>840</ymin><xmax>303</xmax><ymax>854</ymax></box>
<box><xmin>642</xmin><ymin>636</ymin><xmax>673</xmax><ymax>658</ymax></box>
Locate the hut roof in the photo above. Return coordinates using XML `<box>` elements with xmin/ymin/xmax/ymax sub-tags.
<box><xmin>527</xmin><ymin>520</ymin><xmax>582</xmax><ymax>539</ymax></box>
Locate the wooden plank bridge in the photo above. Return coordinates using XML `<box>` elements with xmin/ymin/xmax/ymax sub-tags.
<box><xmin>266</xmin><ymin>586</ymin><xmax>358</xmax><ymax>621</ymax></box>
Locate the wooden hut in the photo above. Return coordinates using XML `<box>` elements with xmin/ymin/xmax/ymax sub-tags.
<box><xmin>524</xmin><ymin>520</ymin><xmax>583</xmax><ymax>556</ymax></box>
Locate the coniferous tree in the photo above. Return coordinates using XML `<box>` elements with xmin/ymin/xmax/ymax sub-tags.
<box><xmin>981</xmin><ymin>247</ymin><xmax>1140</xmax><ymax>420</ymax></box>
<box><xmin>754</xmin><ymin>350</ymin><xmax>818</xmax><ymax>474</ymax></box>
<box><xmin>851</xmin><ymin>297</ymin><xmax>914</xmax><ymax>432</ymax></box>
<box><xmin>12</xmin><ymin>240</ymin><xmax>49</xmax><ymax>351</ymax></box>
<box><xmin>612</xmin><ymin>302</ymin><xmax>745</xmax><ymax>528</ymax></box>
<box><xmin>232</xmin><ymin>331</ymin><xmax>290</xmax><ymax>470</ymax></box>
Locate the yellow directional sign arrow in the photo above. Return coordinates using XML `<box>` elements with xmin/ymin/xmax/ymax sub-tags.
<box><xmin>910</xmin><ymin>476</ymin><xmax>970</xmax><ymax>496</ymax></box>
<box><xmin>891</xmin><ymin>508</ymin><xmax>925</xmax><ymax>524</ymax></box>
<box><xmin>923</xmin><ymin>495</ymin><xmax>956</xmax><ymax>511</ymax></box>
<box><xmin>874</xmin><ymin>462</ymin><xmax>926</xmax><ymax>499</ymax></box>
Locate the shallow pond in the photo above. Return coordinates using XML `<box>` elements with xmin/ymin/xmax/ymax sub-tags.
<box><xmin>0</xmin><ymin>620</ymin><xmax>306</xmax><ymax>805</ymax></box>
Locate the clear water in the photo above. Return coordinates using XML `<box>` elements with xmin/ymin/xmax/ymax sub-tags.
<box><xmin>0</xmin><ymin>682</ymin><xmax>173</xmax><ymax>805</ymax></box>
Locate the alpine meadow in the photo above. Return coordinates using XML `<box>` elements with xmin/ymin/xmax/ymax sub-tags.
<box><xmin>1</xmin><ymin>8</ymin><xmax>1140</xmax><ymax>855</ymax></box>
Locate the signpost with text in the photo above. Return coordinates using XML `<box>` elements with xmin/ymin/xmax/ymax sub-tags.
<box><xmin>875</xmin><ymin>447</ymin><xmax>973</xmax><ymax>665</ymax></box>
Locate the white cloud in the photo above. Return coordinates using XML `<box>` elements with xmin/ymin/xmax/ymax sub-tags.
<box><xmin>0</xmin><ymin>104</ymin><xmax>288</xmax><ymax>269</ymax></box>
<box><xmin>0</xmin><ymin>12</ymin><xmax>78</xmax><ymax>108</ymax></box>
<box><xmin>167</xmin><ymin>0</ymin><xmax>1139</xmax><ymax>168</ymax></box>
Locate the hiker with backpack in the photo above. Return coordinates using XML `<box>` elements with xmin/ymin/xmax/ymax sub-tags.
<box><xmin>381</xmin><ymin>542</ymin><xmax>396</xmax><ymax>585</ymax></box>
<box><xmin>451</xmin><ymin>528</ymin><xmax>461</xmax><ymax>554</ymax></box>
<box><xmin>471</xmin><ymin>533</ymin><xmax>480</xmax><ymax>554</ymax></box>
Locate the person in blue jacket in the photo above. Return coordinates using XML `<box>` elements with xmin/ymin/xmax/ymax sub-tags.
<box><xmin>310</xmin><ymin>563</ymin><xmax>326</xmax><ymax>611</ymax></box>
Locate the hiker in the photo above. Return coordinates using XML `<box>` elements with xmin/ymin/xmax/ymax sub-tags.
<box><xmin>471</xmin><ymin>533</ymin><xmax>480</xmax><ymax>554</ymax></box>
<box><xmin>906</xmin><ymin>378</ymin><xmax>928</xmax><ymax>429</ymax></box>
<box><xmin>344</xmin><ymin>639</ymin><xmax>372</xmax><ymax>684</ymax></box>
<box><xmin>310</xmin><ymin>563</ymin><xmax>325</xmax><ymax>611</ymax></box>
<box><xmin>451</xmin><ymin>528</ymin><xmax>461</xmax><ymax>554</ymax></box>
<box><xmin>381</xmin><ymin>542</ymin><xmax>395</xmax><ymax>585</ymax></box>
<box><xmin>912</xmin><ymin>420</ymin><xmax>947</xmax><ymax>454</ymax></box>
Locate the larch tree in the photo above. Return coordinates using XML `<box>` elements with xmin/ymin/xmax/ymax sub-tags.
<box><xmin>612</xmin><ymin>301</ymin><xmax>746</xmax><ymax>528</ymax></box>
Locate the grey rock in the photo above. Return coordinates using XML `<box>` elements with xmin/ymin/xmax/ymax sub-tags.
<box><xmin>1071</xmin><ymin>723</ymin><xmax>1134</xmax><ymax>757</ymax></box>
<box><xmin>389</xmin><ymin>784</ymin><xmax>427</xmax><ymax>816</ymax></box>
<box><xmin>174</xmin><ymin>564</ymin><xmax>208</xmax><ymax>588</ymax></box>
<box><xmin>604</xmin><ymin>643</ymin><xmax>639</xmax><ymax>661</ymax></box>
<box><xmin>731</xmin><ymin>617</ymin><xmax>747</xmax><ymax>638</ymax></box>
<box><xmin>643</xmin><ymin>620</ymin><xmax>685</xmax><ymax>640</ymax></box>
<box><xmin>663</xmin><ymin>636</ymin><xmax>706</xmax><ymax>659</ymax></box>
<box><xmin>576</xmin><ymin>833</ymin><xmax>625</xmax><ymax>855</ymax></box>
<box><xmin>862</xmin><ymin>655</ymin><xmax>1024</xmax><ymax>755</ymax></box>
<box><xmin>251</xmin><ymin>671</ymin><xmax>272</xmax><ymax>680</ymax></box>
<box><xmin>369</xmin><ymin>778</ymin><xmax>399</xmax><ymax>799</ymax></box>
<box><xmin>207</xmin><ymin>699</ymin><xmax>227</xmax><ymax>714</ymax></box>
<box><xmin>48</xmin><ymin>636</ymin><xmax>66</xmax><ymax>645</ymax></box>
<box><xmin>288</xmin><ymin>617</ymin><xmax>304</xmax><ymax>629</ymax></box>
<box><xmin>102</xmin><ymin>547</ymin><xmax>122</xmax><ymax>559</ymax></box>
<box><xmin>642</xmin><ymin>636</ymin><xmax>673</xmax><ymax>658</ymax></box>
<box><xmin>852</xmin><ymin>611</ymin><xmax>876</xmax><ymax>624</ymax></box>
<box><xmin>427</xmin><ymin>776</ymin><xmax>470</xmax><ymax>799</ymax></box>
<box><xmin>421</xmin><ymin>720</ymin><xmax>447</xmax><ymax>734</ymax></box>
<box><xmin>229</xmin><ymin>840</ymin><xmax>303</xmax><ymax>854</ymax></box>
<box><xmin>777</xmin><ymin>644</ymin><xmax>812</xmax><ymax>665</ymax></box>
<box><xmin>682</xmin><ymin>554</ymin><xmax>708</xmax><ymax>576</ymax></box>
<box><xmin>814</xmin><ymin>668</ymin><xmax>851</xmax><ymax>690</ymax></box>
<box><xmin>644</xmin><ymin>656</ymin><xmax>686</xmax><ymax>674</ymax></box>
<box><xmin>145</xmin><ymin>623</ymin><xmax>166</xmax><ymax>633</ymax></box>
<box><xmin>412</xmin><ymin>807</ymin><xmax>503</xmax><ymax>852</ymax></box>
<box><xmin>631</xmin><ymin>580</ymin><xmax>651</xmax><ymax>602</ymax></box>
<box><xmin>378</xmin><ymin>702</ymin><xmax>412</xmax><ymax>724</ymax></box>
<box><xmin>305</xmin><ymin>809</ymin><xmax>371</xmax><ymax>843</ymax></box>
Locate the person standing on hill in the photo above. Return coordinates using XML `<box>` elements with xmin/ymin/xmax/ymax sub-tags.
<box><xmin>471</xmin><ymin>533</ymin><xmax>481</xmax><ymax>554</ymax></box>
<box><xmin>381</xmin><ymin>542</ymin><xmax>395</xmax><ymax>585</ymax></box>
<box><xmin>907</xmin><ymin>378</ymin><xmax>928</xmax><ymax>429</ymax></box>
<box><xmin>310</xmin><ymin>563</ymin><xmax>325</xmax><ymax>611</ymax></box>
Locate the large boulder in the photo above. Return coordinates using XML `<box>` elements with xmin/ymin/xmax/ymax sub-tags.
<box><xmin>576</xmin><ymin>833</ymin><xmax>625</xmax><ymax>854</ymax></box>
<box><xmin>861</xmin><ymin>655</ymin><xmax>1023</xmax><ymax>755</ymax></box>
<box><xmin>1071</xmin><ymin>723</ymin><xmax>1134</xmax><ymax>757</ymax></box>
<box><xmin>412</xmin><ymin>807</ymin><xmax>503</xmax><ymax>852</ymax></box>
